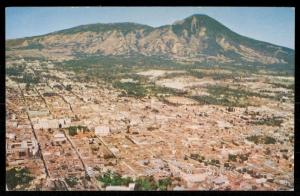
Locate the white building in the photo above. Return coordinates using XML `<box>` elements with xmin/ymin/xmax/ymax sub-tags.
<box><xmin>173</xmin><ymin>186</ymin><xmax>185</xmax><ymax>191</ymax></box>
<box><xmin>58</xmin><ymin>118</ymin><xmax>71</xmax><ymax>128</ymax></box>
<box><xmin>33</xmin><ymin>118</ymin><xmax>71</xmax><ymax>129</ymax></box>
<box><xmin>105</xmin><ymin>183</ymin><xmax>135</xmax><ymax>191</ymax></box>
<box><xmin>6</xmin><ymin>138</ymin><xmax>39</xmax><ymax>158</ymax></box>
<box><xmin>87</xmin><ymin>167</ymin><xmax>95</xmax><ymax>177</ymax></box>
<box><xmin>53</xmin><ymin>133</ymin><xmax>66</xmax><ymax>145</ymax></box>
<box><xmin>95</xmin><ymin>126</ymin><xmax>111</xmax><ymax>136</ymax></box>
<box><xmin>6</xmin><ymin>133</ymin><xmax>16</xmax><ymax>140</ymax></box>
<box><xmin>33</xmin><ymin>119</ymin><xmax>59</xmax><ymax>129</ymax></box>
<box><xmin>28</xmin><ymin>110</ymin><xmax>50</xmax><ymax>118</ymax></box>
<box><xmin>29</xmin><ymin>138</ymin><xmax>39</xmax><ymax>156</ymax></box>
<box><xmin>181</xmin><ymin>173</ymin><xmax>207</xmax><ymax>187</ymax></box>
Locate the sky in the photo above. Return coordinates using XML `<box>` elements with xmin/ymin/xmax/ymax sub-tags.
<box><xmin>6</xmin><ymin>7</ymin><xmax>295</xmax><ymax>49</ymax></box>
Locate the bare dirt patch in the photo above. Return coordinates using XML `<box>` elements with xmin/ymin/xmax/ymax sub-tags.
<box><xmin>136</xmin><ymin>70</ymin><xmax>186</xmax><ymax>80</ymax></box>
<box><xmin>156</xmin><ymin>76</ymin><xmax>218</xmax><ymax>91</ymax></box>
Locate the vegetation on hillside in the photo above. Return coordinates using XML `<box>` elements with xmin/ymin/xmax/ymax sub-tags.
<box><xmin>54</xmin><ymin>22</ymin><xmax>154</xmax><ymax>36</ymax></box>
<box><xmin>19</xmin><ymin>43</ymin><xmax>44</xmax><ymax>50</ymax></box>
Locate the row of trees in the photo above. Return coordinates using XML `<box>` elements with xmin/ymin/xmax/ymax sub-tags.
<box><xmin>6</xmin><ymin>66</ymin><xmax>25</xmax><ymax>76</ymax></box>
<box><xmin>68</xmin><ymin>125</ymin><xmax>89</xmax><ymax>136</ymax></box>
<box><xmin>97</xmin><ymin>170</ymin><xmax>172</xmax><ymax>191</ymax></box>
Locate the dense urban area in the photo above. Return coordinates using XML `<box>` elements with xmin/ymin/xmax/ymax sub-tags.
<box><xmin>6</xmin><ymin>57</ymin><xmax>294</xmax><ymax>191</ymax></box>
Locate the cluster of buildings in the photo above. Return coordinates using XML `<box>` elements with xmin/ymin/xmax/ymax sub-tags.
<box><xmin>6</xmin><ymin>59</ymin><xmax>294</xmax><ymax>191</ymax></box>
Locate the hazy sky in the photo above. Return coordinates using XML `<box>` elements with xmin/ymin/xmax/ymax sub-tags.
<box><xmin>6</xmin><ymin>7</ymin><xmax>295</xmax><ymax>49</ymax></box>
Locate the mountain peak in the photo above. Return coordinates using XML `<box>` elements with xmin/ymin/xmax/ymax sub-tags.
<box><xmin>184</xmin><ymin>14</ymin><xmax>219</xmax><ymax>24</ymax></box>
<box><xmin>187</xmin><ymin>14</ymin><xmax>212</xmax><ymax>20</ymax></box>
<box><xmin>6</xmin><ymin>14</ymin><xmax>294</xmax><ymax>68</ymax></box>
<box><xmin>171</xmin><ymin>14</ymin><xmax>226</xmax><ymax>37</ymax></box>
<box><xmin>172</xmin><ymin>14</ymin><xmax>212</xmax><ymax>25</ymax></box>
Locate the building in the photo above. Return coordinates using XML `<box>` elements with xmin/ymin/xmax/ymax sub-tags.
<box><xmin>53</xmin><ymin>133</ymin><xmax>67</xmax><ymax>145</ymax></box>
<box><xmin>33</xmin><ymin>119</ymin><xmax>59</xmax><ymax>129</ymax></box>
<box><xmin>181</xmin><ymin>173</ymin><xmax>207</xmax><ymax>187</ymax></box>
<box><xmin>28</xmin><ymin>110</ymin><xmax>50</xmax><ymax>118</ymax></box>
<box><xmin>95</xmin><ymin>126</ymin><xmax>111</xmax><ymax>136</ymax></box>
<box><xmin>6</xmin><ymin>138</ymin><xmax>39</xmax><ymax>159</ymax></box>
<box><xmin>105</xmin><ymin>183</ymin><xmax>135</xmax><ymax>191</ymax></box>
<box><xmin>33</xmin><ymin>118</ymin><xmax>71</xmax><ymax>129</ymax></box>
<box><xmin>6</xmin><ymin>133</ymin><xmax>16</xmax><ymax>140</ymax></box>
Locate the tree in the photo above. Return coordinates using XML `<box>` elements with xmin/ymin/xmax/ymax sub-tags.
<box><xmin>157</xmin><ymin>177</ymin><xmax>172</xmax><ymax>191</ymax></box>
<box><xmin>97</xmin><ymin>171</ymin><xmax>133</xmax><ymax>186</ymax></box>
<box><xmin>25</xmin><ymin>83</ymin><xmax>30</xmax><ymax>91</ymax></box>
<box><xmin>134</xmin><ymin>176</ymin><xmax>157</xmax><ymax>191</ymax></box>
<box><xmin>65</xmin><ymin>176</ymin><xmax>78</xmax><ymax>187</ymax></box>
<box><xmin>6</xmin><ymin>167</ymin><xmax>34</xmax><ymax>190</ymax></box>
<box><xmin>68</xmin><ymin>126</ymin><xmax>77</xmax><ymax>136</ymax></box>
<box><xmin>66</xmin><ymin>85</ymin><xmax>72</xmax><ymax>91</ymax></box>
